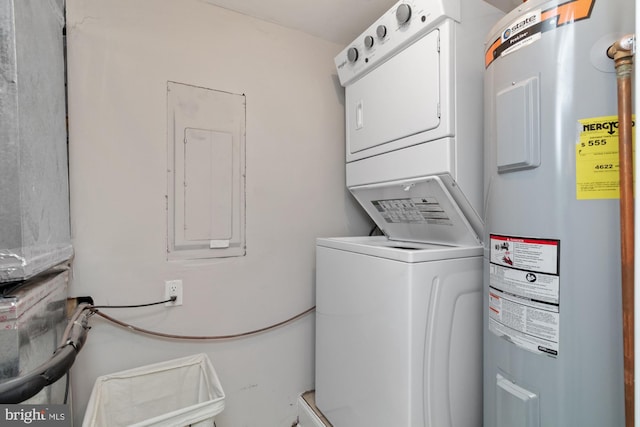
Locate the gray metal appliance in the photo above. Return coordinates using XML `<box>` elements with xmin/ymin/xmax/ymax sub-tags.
<box><xmin>0</xmin><ymin>268</ymin><xmax>70</xmax><ymax>404</ymax></box>
<box><xmin>0</xmin><ymin>0</ymin><xmax>72</xmax><ymax>283</ymax></box>
<box><xmin>0</xmin><ymin>0</ymin><xmax>73</xmax><ymax>405</ymax></box>
<box><xmin>483</xmin><ymin>0</ymin><xmax>634</xmax><ymax>425</ymax></box>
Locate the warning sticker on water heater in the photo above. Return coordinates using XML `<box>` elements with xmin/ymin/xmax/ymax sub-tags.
<box><xmin>488</xmin><ymin>234</ymin><xmax>560</xmax><ymax>357</ymax></box>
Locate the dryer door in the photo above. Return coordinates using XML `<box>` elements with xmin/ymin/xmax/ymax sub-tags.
<box><xmin>345</xmin><ymin>28</ymin><xmax>441</xmax><ymax>161</ymax></box>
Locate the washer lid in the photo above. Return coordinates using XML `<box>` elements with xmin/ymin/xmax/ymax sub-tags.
<box><xmin>349</xmin><ymin>174</ymin><xmax>483</xmax><ymax>246</ymax></box>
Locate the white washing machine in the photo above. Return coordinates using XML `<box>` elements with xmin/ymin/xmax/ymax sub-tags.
<box><xmin>315</xmin><ymin>176</ymin><xmax>484</xmax><ymax>427</ymax></box>
<box><xmin>316</xmin><ymin>176</ymin><xmax>483</xmax><ymax>427</ymax></box>
<box><xmin>314</xmin><ymin>0</ymin><xmax>503</xmax><ymax>426</ymax></box>
<box><xmin>315</xmin><ymin>241</ymin><xmax>482</xmax><ymax>427</ymax></box>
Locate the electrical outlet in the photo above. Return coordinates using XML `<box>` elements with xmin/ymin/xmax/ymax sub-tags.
<box><xmin>165</xmin><ymin>280</ymin><xmax>183</xmax><ymax>306</ymax></box>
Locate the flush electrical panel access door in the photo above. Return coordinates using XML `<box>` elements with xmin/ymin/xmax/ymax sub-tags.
<box><xmin>167</xmin><ymin>81</ymin><xmax>246</xmax><ymax>261</ymax></box>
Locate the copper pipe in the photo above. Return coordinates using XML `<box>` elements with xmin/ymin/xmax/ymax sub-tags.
<box><xmin>608</xmin><ymin>34</ymin><xmax>635</xmax><ymax>427</ymax></box>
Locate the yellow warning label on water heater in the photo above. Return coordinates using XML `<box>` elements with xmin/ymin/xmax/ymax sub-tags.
<box><xmin>576</xmin><ymin>115</ymin><xmax>635</xmax><ymax>200</ymax></box>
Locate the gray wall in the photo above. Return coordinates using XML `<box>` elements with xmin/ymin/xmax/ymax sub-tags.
<box><xmin>66</xmin><ymin>0</ymin><xmax>370</xmax><ymax>424</ymax></box>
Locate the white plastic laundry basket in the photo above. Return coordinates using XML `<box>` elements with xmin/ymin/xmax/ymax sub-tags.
<box><xmin>83</xmin><ymin>353</ymin><xmax>225</xmax><ymax>427</ymax></box>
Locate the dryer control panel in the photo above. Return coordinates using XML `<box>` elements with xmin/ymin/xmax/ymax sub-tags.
<box><xmin>335</xmin><ymin>0</ymin><xmax>459</xmax><ymax>86</ymax></box>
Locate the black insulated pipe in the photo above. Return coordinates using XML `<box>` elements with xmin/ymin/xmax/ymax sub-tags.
<box><xmin>0</xmin><ymin>304</ymin><xmax>92</xmax><ymax>403</ymax></box>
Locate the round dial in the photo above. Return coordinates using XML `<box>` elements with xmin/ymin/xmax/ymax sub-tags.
<box><xmin>376</xmin><ymin>25</ymin><xmax>387</xmax><ymax>39</ymax></box>
<box><xmin>396</xmin><ymin>4</ymin><xmax>412</xmax><ymax>25</ymax></box>
<box><xmin>347</xmin><ymin>47</ymin><xmax>359</xmax><ymax>63</ymax></box>
<box><xmin>364</xmin><ymin>35</ymin><xmax>374</xmax><ymax>49</ymax></box>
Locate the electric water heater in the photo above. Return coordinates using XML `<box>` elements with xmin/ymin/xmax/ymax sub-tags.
<box><xmin>483</xmin><ymin>0</ymin><xmax>634</xmax><ymax>425</ymax></box>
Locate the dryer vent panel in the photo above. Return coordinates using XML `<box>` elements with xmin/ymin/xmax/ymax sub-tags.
<box><xmin>167</xmin><ymin>82</ymin><xmax>246</xmax><ymax>260</ymax></box>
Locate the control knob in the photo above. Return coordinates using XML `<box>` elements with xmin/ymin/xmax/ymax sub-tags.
<box><xmin>376</xmin><ymin>25</ymin><xmax>387</xmax><ymax>39</ymax></box>
<box><xmin>364</xmin><ymin>35</ymin><xmax>374</xmax><ymax>49</ymax></box>
<box><xmin>347</xmin><ymin>47</ymin><xmax>359</xmax><ymax>63</ymax></box>
<box><xmin>396</xmin><ymin>4</ymin><xmax>412</xmax><ymax>25</ymax></box>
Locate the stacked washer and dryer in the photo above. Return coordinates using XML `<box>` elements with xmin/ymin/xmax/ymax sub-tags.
<box><xmin>314</xmin><ymin>1</ymin><xmax>503</xmax><ymax>426</ymax></box>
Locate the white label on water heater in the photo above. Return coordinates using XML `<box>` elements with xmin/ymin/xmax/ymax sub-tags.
<box><xmin>488</xmin><ymin>234</ymin><xmax>560</xmax><ymax>357</ymax></box>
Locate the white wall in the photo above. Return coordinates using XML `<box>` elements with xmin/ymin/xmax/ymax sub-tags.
<box><xmin>65</xmin><ymin>0</ymin><xmax>371</xmax><ymax>425</ymax></box>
